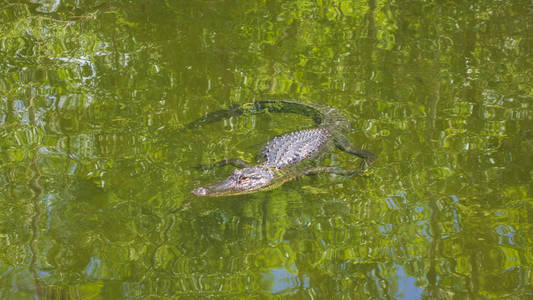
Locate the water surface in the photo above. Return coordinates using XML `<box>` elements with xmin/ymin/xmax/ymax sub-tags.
<box><xmin>0</xmin><ymin>1</ymin><xmax>532</xmax><ymax>299</ymax></box>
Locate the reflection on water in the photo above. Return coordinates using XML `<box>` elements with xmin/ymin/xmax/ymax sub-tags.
<box><xmin>1</xmin><ymin>0</ymin><xmax>532</xmax><ymax>299</ymax></box>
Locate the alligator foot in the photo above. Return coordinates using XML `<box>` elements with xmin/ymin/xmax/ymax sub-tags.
<box><xmin>333</xmin><ymin>135</ymin><xmax>377</xmax><ymax>171</ymax></box>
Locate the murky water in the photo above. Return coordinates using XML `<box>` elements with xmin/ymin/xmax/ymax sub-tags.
<box><xmin>1</xmin><ymin>1</ymin><xmax>532</xmax><ymax>299</ymax></box>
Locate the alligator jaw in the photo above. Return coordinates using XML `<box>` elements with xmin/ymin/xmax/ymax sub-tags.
<box><xmin>191</xmin><ymin>187</ymin><xmax>209</xmax><ymax>196</ymax></box>
<box><xmin>192</xmin><ymin>176</ymin><xmax>237</xmax><ymax>197</ymax></box>
<box><xmin>192</xmin><ymin>166</ymin><xmax>275</xmax><ymax>197</ymax></box>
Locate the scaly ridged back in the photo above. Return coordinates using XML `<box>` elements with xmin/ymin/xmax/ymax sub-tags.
<box><xmin>262</xmin><ymin>128</ymin><xmax>331</xmax><ymax>168</ymax></box>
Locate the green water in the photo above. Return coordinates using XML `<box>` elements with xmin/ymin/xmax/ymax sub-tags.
<box><xmin>1</xmin><ymin>1</ymin><xmax>532</xmax><ymax>299</ymax></box>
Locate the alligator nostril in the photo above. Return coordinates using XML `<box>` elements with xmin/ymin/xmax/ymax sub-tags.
<box><xmin>192</xmin><ymin>187</ymin><xmax>208</xmax><ymax>196</ymax></box>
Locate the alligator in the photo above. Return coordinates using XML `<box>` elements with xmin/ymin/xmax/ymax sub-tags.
<box><xmin>189</xmin><ymin>100</ymin><xmax>377</xmax><ymax>197</ymax></box>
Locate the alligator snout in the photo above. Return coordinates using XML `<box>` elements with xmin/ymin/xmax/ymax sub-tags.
<box><xmin>191</xmin><ymin>166</ymin><xmax>276</xmax><ymax>197</ymax></box>
<box><xmin>192</xmin><ymin>187</ymin><xmax>208</xmax><ymax>196</ymax></box>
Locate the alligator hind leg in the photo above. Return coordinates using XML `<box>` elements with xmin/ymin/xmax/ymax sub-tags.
<box><xmin>333</xmin><ymin>134</ymin><xmax>377</xmax><ymax>171</ymax></box>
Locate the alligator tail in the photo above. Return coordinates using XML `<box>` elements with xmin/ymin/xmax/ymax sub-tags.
<box><xmin>185</xmin><ymin>100</ymin><xmax>332</xmax><ymax>129</ymax></box>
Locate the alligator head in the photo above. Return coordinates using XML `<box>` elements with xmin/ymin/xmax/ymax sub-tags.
<box><xmin>192</xmin><ymin>166</ymin><xmax>276</xmax><ymax>197</ymax></box>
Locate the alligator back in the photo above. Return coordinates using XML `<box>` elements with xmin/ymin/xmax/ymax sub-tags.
<box><xmin>262</xmin><ymin>128</ymin><xmax>332</xmax><ymax>168</ymax></box>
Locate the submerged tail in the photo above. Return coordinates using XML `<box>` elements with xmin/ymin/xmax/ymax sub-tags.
<box><xmin>185</xmin><ymin>100</ymin><xmax>349</xmax><ymax>130</ymax></box>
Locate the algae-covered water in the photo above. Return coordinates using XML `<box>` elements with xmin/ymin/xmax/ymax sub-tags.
<box><xmin>1</xmin><ymin>1</ymin><xmax>532</xmax><ymax>299</ymax></box>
